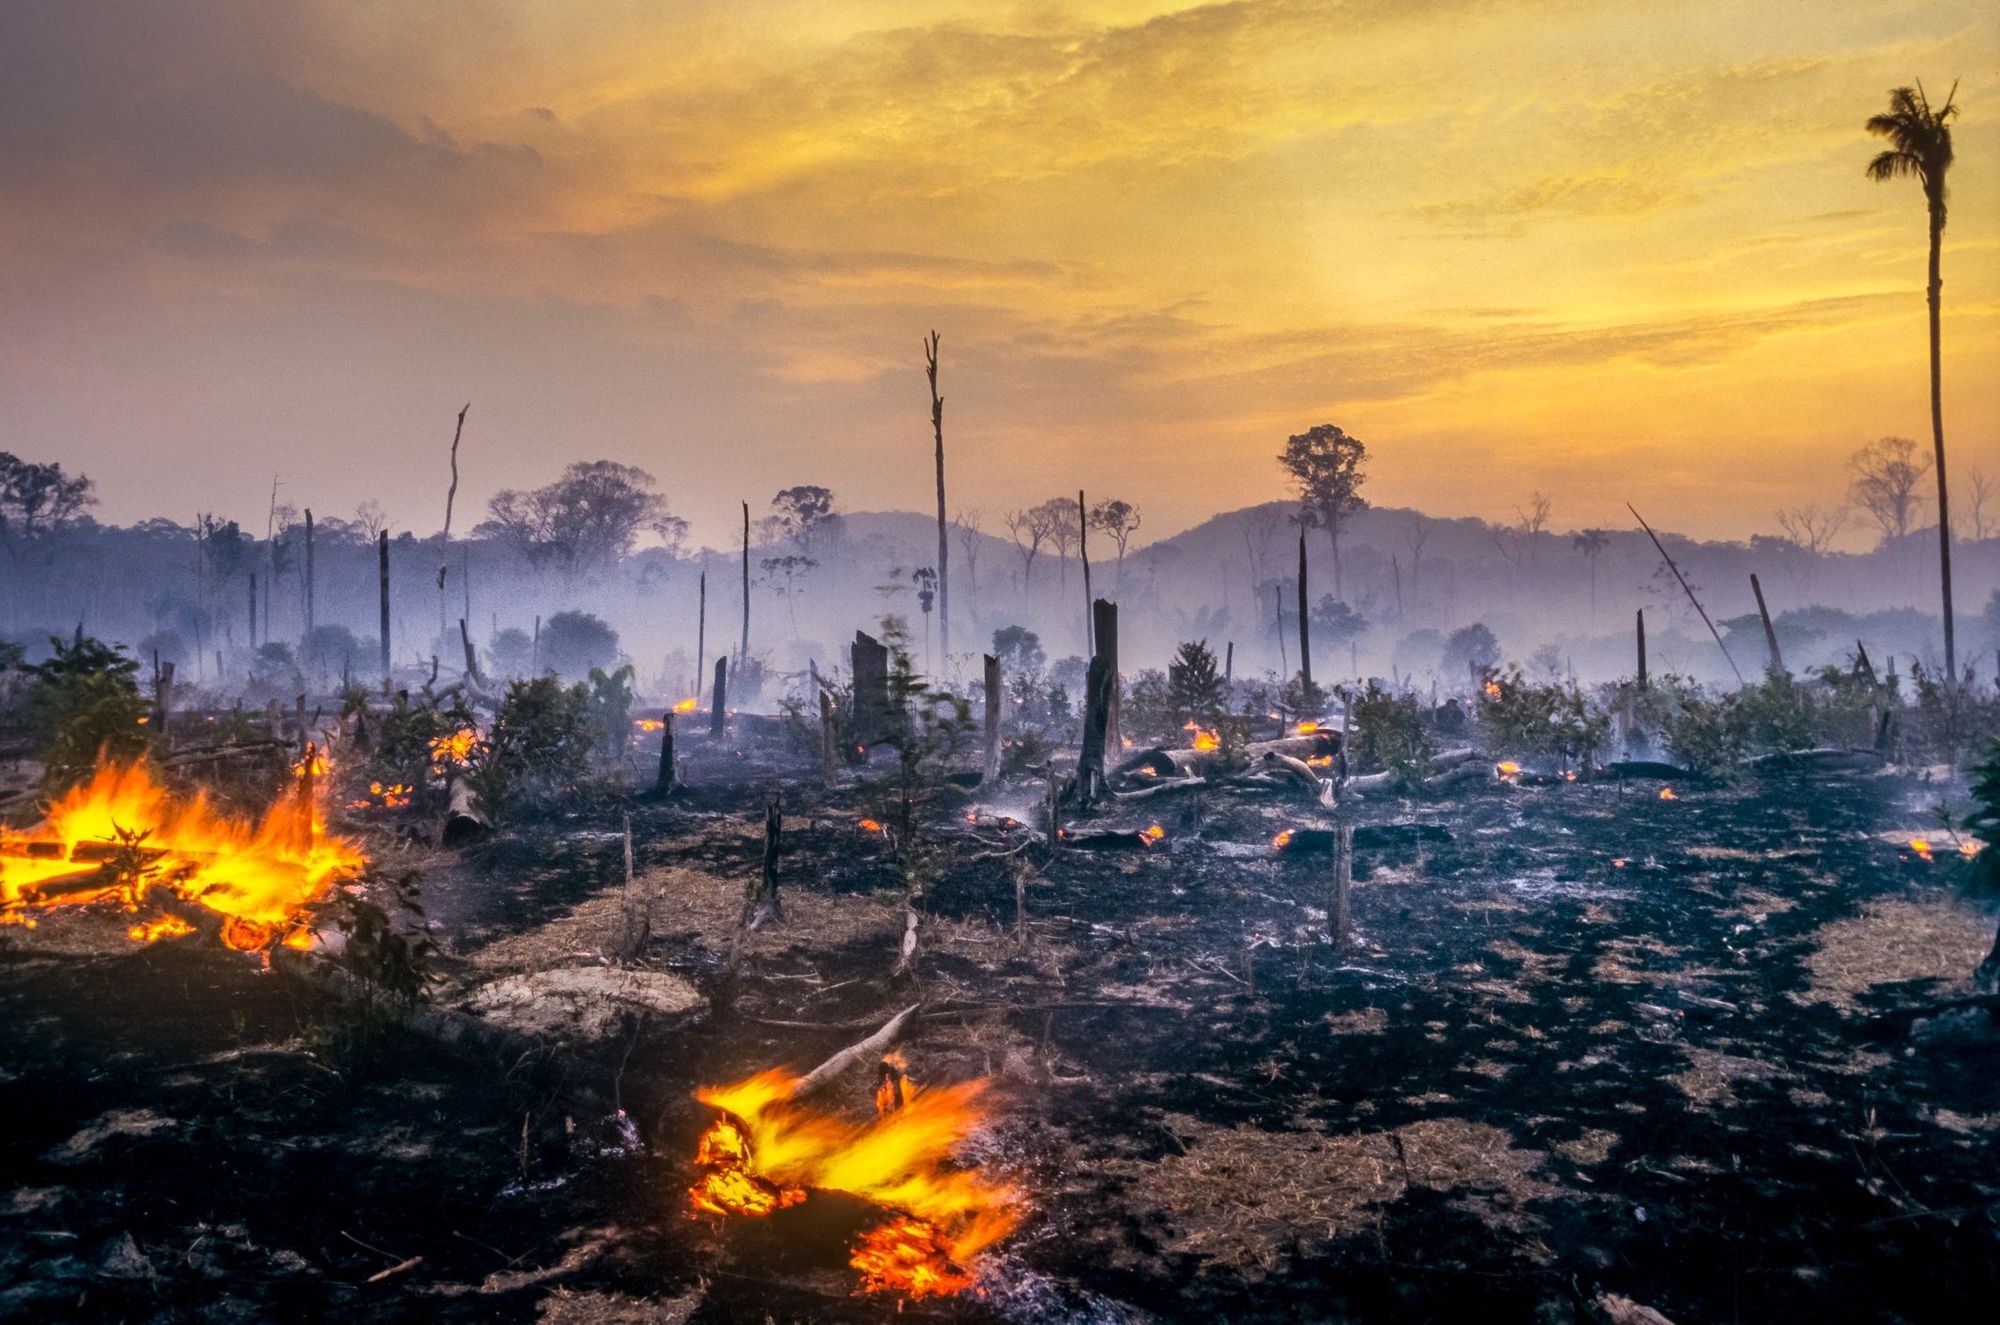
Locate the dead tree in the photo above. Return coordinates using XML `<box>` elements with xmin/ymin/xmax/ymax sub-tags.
<box><xmin>1751</xmin><ymin>573</ymin><xmax>1785</xmax><ymax>673</ymax></box>
<box><xmin>738</xmin><ymin>501</ymin><xmax>750</xmax><ymax>672</ymax></box>
<box><xmin>437</xmin><ymin>403</ymin><xmax>469</xmax><ymax>645</ymax></box>
<box><xmin>1630</xmin><ymin>504</ymin><xmax>1742</xmax><ymax>683</ymax></box>
<box><xmin>710</xmin><ymin>657</ymin><xmax>729</xmax><ymax>737</ymax></box>
<box><xmin>458</xmin><ymin>618</ymin><xmax>481</xmax><ymax>687</ymax></box>
<box><xmin>378</xmin><ymin>530</ymin><xmax>391</xmax><ymax>677</ymax></box>
<box><xmin>655</xmin><ymin>712</ymin><xmax>676</xmax><ymax>796</ymax></box>
<box><xmin>1093</xmin><ymin>597</ymin><xmax>1120</xmax><ymax>756</ymax></box>
<box><xmin>982</xmin><ymin>653</ymin><xmax>1002</xmax><ymax>786</ymax></box>
<box><xmin>247</xmin><ymin>573</ymin><xmax>258</xmax><ymax>649</ymax></box>
<box><xmin>925</xmin><ymin>331</ymin><xmax>951</xmax><ymax>672</ymax></box>
<box><xmin>1635</xmin><ymin>608</ymin><xmax>1648</xmax><ymax>690</ymax></box>
<box><xmin>694</xmin><ymin>569</ymin><xmax>707</xmax><ymax>702</ymax></box>
<box><xmin>1297</xmin><ymin>528</ymin><xmax>1312</xmax><ymax>692</ymax></box>
<box><xmin>1076</xmin><ymin>653</ymin><xmax>1114</xmax><ymax>809</ymax></box>
<box><xmin>851</xmin><ymin>630</ymin><xmax>891</xmax><ymax>748</ymax></box>
<box><xmin>1330</xmin><ymin>823</ymin><xmax>1353</xmax><ymax>953</ymax></box>
<box><xmin>153</xmin><ymin>660</ymin><xmax>175</xmax><ymax>747</ymax></box>
<box><xmin>1079</xmin><ymin>488</ymin><xmax>1093</xmax><ymax>654</ymax></box>
<box><xmin>303</xmin><ymin>509</ymin><xmax>315</xmax><ymax>637</ymax></box>
<box><xmin>818</xmin><ymin>690</ymin><xmax>837</xmax><ymax>785</ymax></box>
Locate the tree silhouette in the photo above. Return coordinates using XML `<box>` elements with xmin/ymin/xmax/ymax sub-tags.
<box><xmin>1277</xmin><ymin>424</ymin><xmax>1367</xmax><ymax>596</ymax></box>
<box><xmin>1572</xmin><ymin>529</ymin><xmax>1609</xmax><ymax>621</ymax></box>
<box><xmin>1867</xmin><ymin>80</ymin><xmax>1960</xmax><ymax>678</ymax></box>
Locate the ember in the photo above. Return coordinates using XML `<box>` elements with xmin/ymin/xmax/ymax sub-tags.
<box><xmin>673</xmin><ymin>697</ymin><xmax>699</xmax><ymax>713</ymax></box>
<box><xmin>0</xmin><ymin>756</ymin><xmax>367</xmax><ymax>951</ymax></box>
<box><xmin>1659</xmin><ymin>787</ymin><xmax>1678</xmax><ymax>801</ymax></box>
<box><xmin>1191</xmin><ymin>730</ymin><xmax>1220</xmax><ymax>752</ymax></box>
<box><xmin>858</xmin><ymin>818</ymin><xmax>884</xmax><ymax>834</ymax></box>
<box><xmin>428</xmin><ymin>727</ymin><xmax>479</xmax><ymax>773</ymax></box>
<box><xmin>688</xmin><ymin>1064</ymin><xmax>1020</xmax><ymax>1299</ymax></box>
<box><xmin>1909</xmin><ymin>837</ymin><xmax>1932</xmax><ymax>861</ymax></box>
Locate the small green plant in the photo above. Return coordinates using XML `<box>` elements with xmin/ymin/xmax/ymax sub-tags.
<box><xmin>1344</xmin><ymin>680</ymin><xmax>1435</xmax><ymax>786</ymax></box>
<box><xmin>465</xmin><ymin>675</ymin><xmax>597</xmax><ymax>817</ymax></box>
<box><xmin>1963</xmin><ymin>738</ymin><xmax>2000</xmax><ymax>894</ymax></box>
<box><xmin>1478</xmin><ymin>666</ymin><xmax>1609</xmax><ymax>774</ymax></box>
<box><xmin>304</xmin><ymin>865</ymin><xmax>438</xmax><ymax>1058</ymax></box>
<box><xmin>583</xmin><ymin>664</ymin><xmax>638</xmax><ymax>762</ymax></box>
<box><xmin>1167</xmin><ymin>641</ymin><xmax>1226</xmax><ymax>727</ymax></box>
<box><xmin>17</xmin><ymin>631</ymin><xmax>155</xmax><ymax>793</ymax></box>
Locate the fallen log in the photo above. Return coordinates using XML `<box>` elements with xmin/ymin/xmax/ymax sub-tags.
<box><xmin>1743</xmin><ymin>747</ymin><xmax>1885</xmax><ymax>775</ymax></box>
<box><xmin>1111</xmin><ymin>731</ymin><xmax>1339</xmax><ymax>784</ymax></box>
<box><xmin>1421</xmin><ymin>762</ymin><xmax>1489</xmax><ymax>793</ymax></box>
<box><xmin>1062</xmin><ymin>829</ymin><xmax>1157</xmax><ymax>851</ymax></box>
<box><xmin>442</xmin><ymin>777</ymin><xmax>489</xmax><ymax>846</ymax></box>
<box><xmin>792</xmin><ymin>1004</ymin><xmax>918</xmax><ymax>1099</ymax></box>
<box><xmin>1276</xmin><ymin>824</ymin><xmax>1450</xmax><ymax>857</ymax></box>
<box><xmin>1602</xmin><ymin>760</ymin><xmax>1700</xmax><ymax>781</ymax></box>
<box><xmin>1111</xmin><ymin>775</ymin><xmax>1209</xmax><ymax>802</ymax></box>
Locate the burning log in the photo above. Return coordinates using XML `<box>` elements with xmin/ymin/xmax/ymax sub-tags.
<box><xmin>795</xmin><ymin>1004</ymin><xmax>919</xmax><ymax>1099</ymax></box>
<box><xmin>1111</xmin><ymin>730</ymin><xmax>1339</xmax><ymax>785</ymax></box>
<box><xmin>1063</xmin><ymin>827</ymin><xmax>1163</xmax><ymax>851</ymax></box>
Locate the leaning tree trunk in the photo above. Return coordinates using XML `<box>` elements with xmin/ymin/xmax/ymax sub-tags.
<box><xmin>1927</xmin><ymin>199</ymin><xmax>1955</xmax><ymax>683</ymax></box>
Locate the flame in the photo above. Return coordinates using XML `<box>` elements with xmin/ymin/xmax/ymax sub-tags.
<box><xmin>1484</xmin><ymin>681</ymin><xmax>1503</xmax><ymax>699</ymax></box>
<box><xmin>858</xmin><ymin>818</ymin><xmax>884</xmax><ymax>834</ymax></box>
<box><xmin>1296</xmin><ymin>721</ymin><xmax>1320</xmax><ymax>734</ymax></box>
<box><xmin>1273</xmin><ymin>829</ymin><xmax>1294</xmax><ymax>849</ymax></box>
<box><xmin>346</xmin><ymin>781</ymin><xmax>412</xmax><ymax>811</ymax></box>
<box><xmin>673</xmin><ymin>697</ymin><xmax>699</xmax><ymax>713</ymax></box>
<box><xmin>634</xmin><ymin>718</ymin><xmax>664</xmax><ymax>732</ymax></box>
<box><xmin>428</xmin><ymin>728</ymin><xmax>478</xmax><ymax>773</ymax></box>
<box><xmin>1909</xmin><ymin>837</ymin><xmax>1933</xmax><ymax>861</ymax></box>
<box><xmin>1496</xmin><ymin>760</ymin><xmax>1521</xmax><ymax>779</ymax></box>
<box><xmin>1658</xmin><ymin>787</ymin><xmax>1677</xmax><ymax>801</ymax></box>
<box><xmin>1191</xmin><ymin>730</ymin><xmax>1220</xmax><ymax>752</ymax></box>
<box><xmin>1142</xmin><ymin>825</ymin><xmax>1165</xmax><ymax>842</ymax></box>
<box><xmin>1</xmin><ymin>757</ymin><xmax>366</xmax><ymax>950</ymax></box>
<box><xmin>688</xmin><ymin>1065</ymin><xmax>1020</xmax><ymax>1300</ymax></box>
<box><xmin>1961</xmin><ymin>841</ymin><xmax>1981</xmax><ymax>859</ymax></box>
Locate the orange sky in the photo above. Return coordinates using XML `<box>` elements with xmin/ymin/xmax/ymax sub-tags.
<box><xmin>0</xmin><ymin>0</ymin><xmax>1993</xmax><ymax>548</ymax></box>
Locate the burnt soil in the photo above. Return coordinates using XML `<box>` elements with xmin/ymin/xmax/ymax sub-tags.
<box><xmin>2</xmin><ymin>751</ymin><xmax>1997</xmax><ymax>1323</ymax></box>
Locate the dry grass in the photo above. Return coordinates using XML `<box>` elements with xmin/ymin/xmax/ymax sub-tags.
<box><xmin>1799</xmin><ymin>896</ymin><xmax>1995</xmax><ymax>1012</ymax></box>
<box><xmin>1669</xmin><ymin>1047</ymin><xmax>1790</xmax><ymax>1109</ymax></box>
<box><xmin>1107</xmin><ymin>1115</ymin><xmax>1555</xmax><ymax>1272</ymax></box>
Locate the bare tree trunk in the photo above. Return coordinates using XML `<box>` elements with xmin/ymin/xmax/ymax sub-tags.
<box><xmin>1296</xmin><ymin>529</ymin><xmax>1312</xmax><ymax>693</ymax></box>
<box><xmin>1093</xmin><ymin>597</ymin><xmax>1119</xmax><ymax>756</ymax></box>
<box><xmin>1635</xmin><ymin>609</ymin><xmax>1647</xmax><ymax>690</ymax></box>
<box><xmin>1077</xmin><ymin>653</ymin><xmax>1112</xmax><ymax>810</ymax></box>
<box><xmin>926</xmin><ymin>332</ymin><xmax>950</xmax><ymax>674</ymax></box>
<box><xmin>1750</xmin><ymin>574</ymin><xmax>1784</xmax><ymax>674</ymax></box>
<box><xmin>459</xmin><ymin>618</ymin><xmax>480</xmax><ymax>686</ymax></box>
<box><xmin>818</xmin><ymin>690</ymin><xmax>837</xmax><ymax>786</ymax></box>
<box><xmin>695</xmin><ymin>569</ymin><xmax>706</xmax><ymax>703</ymax></box>
<box><xmin>655</xmin><ymin>711</ymin><xmax>676</xmax><ymax>795</ymax></box>
<box><xmin>710</xmin><ymin>657</ymin><xmax>728</xmax><ymax>737</ymax></box>
<box><xmin>1927</xmin><ymin>206</ymin><xmax>1955</xmax><ymax>681</ymax></box>
<box><xmin>738</xmin><ymin>503</ymin><xmax>750</xmax><ymax>674</ymax></box>
<box><xmin>437</xmin><ymin>403</ymin><xmax>468</xmax><ymax>648</ymax></box>
<box><xmin>303</xmin><ymin>509</ymin><xmax>315</xmax><ymax>637</ymax></box>
<box><xmin>1330</xmin><ymin>824</ymin><xmax>1353</xmax><ymax>954</ymax></box>
<box><xmin>378</xmin><ymin>530</ymin><xmax>391</xmax><ymax>678</ymax></box>
<box><xmin>750</xmin><ymin>794</ymin><xmax>783</xmax><ymax>929</ymax></box>
<box><xmin>983</xmin><ymin>653</ymin><xmax>1002</xmax><ymax>786</ymax></box>
<box><xmin>1080</xmin><ymin>489</ymin><xmax>1093</xmax><ymax>655</ymax></box>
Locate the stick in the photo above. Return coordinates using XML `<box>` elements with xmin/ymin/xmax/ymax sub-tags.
<box><xmin>378</xmin><ymin>530</ymin><xmax>391</xmax><ymax>678</ymax></box>
<box><xmin>710</xmin><ymin>656</ymin><xmax>728</xmax><ymax>738</ymax></box>
<box><xmin>926</xmin><ymin>331</ymin><xmax>950</xmax><ymax>672</ymax></box>
<box><xmin>1297</xmin><ymin>527</ymin><xmax>1312</xmax><ymax>692</ymax></box>
<box><xmin>1750</xmin><ymin>573</ymin><xmax>1784</xmax><ymax>673</ymax></box>
<box><xmin>1330</xmin><ymin>823</ymin><xmax>1353</xmax><ymax>953</ymax></box>
<box><xmin>792</xmin><ymin>1004</ymin><xmax>919</xmax><ymax>1099</ymax></box>
<box><xmin>1628</xmin><ymin>504</ymin><xmax>1742</xmax><ymax>683</ymax></box>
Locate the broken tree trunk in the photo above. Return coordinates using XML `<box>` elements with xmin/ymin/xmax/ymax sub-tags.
<box><xmin>818</xmin><ymin>690</ymin><xmax>837</xmax><ymax>786</ymax></box>
<box><xmin>153</xmin><ymin>660</ymin><xmax>175</xmax><ymax>746</ymax></box>
<box><xmin>695</xmin><ymin>570</ymin><xmax>706</xmax><ymax>702</ymax></box>
<box><xmin>738</xmin><ymin>501</ymin><xmax>750</xmax><ymax>672</ymax></box>
<box><xmin>1751</xmin><ymin>572</ymin><xmax>1784</xmax><ymax>674</ymax></box>
<box><xmin>1635</xmin><ymin>608</ymin><xmax>1647</xmax><ymax>690</ymax></box>
<box><xmin>444</xmin><ymin>777</ymin><xmax>488</xmax><ymax>846</ymax></box>
<box><xmin>303</xmin><ymin>509</ymin><xmax>315</xmax><ymax>637</ymax></box>
<box><xmin>793</xmin><ymin>1004</ymin><xmax>919</xmax><ymax>1100</ymax></box>
<box><xmin>459</xmin><ymin>617</ymin><xmax>481</xmax><ymax>687</ymax></box>
<box><xmin>850</xmin><ymin>630</ymin><xmax>891</xmax><ymax>748</ymax></box>
<box><xmin>1076</xmin><ymin>652</ymin><xmax>1113</xmax><ymax>809</ymax></box>
<box><xmin>982</xmin><ymin>653</ymin><xmax>1003</xmax><ymax>786</ymax></box>
<box><xmin>1080</xmin><ymin>488</ymin><xmax>1093</xmax><ymax>655</ymax></box>
<box><xmin>926</xmin><ymin>331</ymin><xmax>950</xmax><ymax>673</ymax></box>
<box><xmin>1093</xmin><ymin>597</ymin><xmax>1120</xmax><ymax>759</ymax></box>
<box><xmin>710</xmin><ymin>657</ymin><xmax>728</xmax><ymax>737</ymax></box>
<box><xmin>654</xmin><ymin>711</ymin><xmax>676</xmax><ymax>795</ymax></box>
<box><xmin>378</xmin><ymin>530</ymin><xmax>392</xmax><ymax>678</ymax></box>
<box><xmin>1297</xmin><ymin>528</ymin><xmax>1312</xmax><ymax>693</ymax></box>
<box><xmin>1331</xmin><ymin>823</ymin><xmax>1353</xmax><ymax>953</ymax></box>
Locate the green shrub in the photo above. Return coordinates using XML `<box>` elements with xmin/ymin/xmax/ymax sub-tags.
<box><xmin>16</xmin><ymin>632</ymin><xmax>155</xmax><ymax>793</ymax></box>
<box><xmin>1344</xmin><ymin>680</ymin><xmax>1434</xmax><ymax>784</ymax></box>
<box><xmin>466</xmin><ymin>675</ymin><xmax>596</xmax><ymax>817</ymax></box>
<box><xmin>1477</xmin><ymin>666</ymin><xmax>1609</xmax><ymax>774</ymax></box>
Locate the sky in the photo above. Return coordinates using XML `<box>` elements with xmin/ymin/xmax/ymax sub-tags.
<box><xmin>0</xmin><ymin>0</ymin><xmax>1994</xmax><ymax>550</ymax></box>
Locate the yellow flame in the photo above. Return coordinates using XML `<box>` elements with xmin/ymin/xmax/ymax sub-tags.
<box><xmin>673</xmin><ymin>697</ymin><xmax>699</xmax><ymax>713</ymax></box>
<box><xmin>1659</xmin><ymin>787</ymin><xmax>1677</xmax><ymax>801</ymax></box>
<box><xmin>1191</xmin><ymin>730</ymin><xmax>1220</xmax><ymax>752</ymax></box>
<box><xmin>1909</xmin><ymin>837</ymin><xmax>1932</xmax><ymax>860</ymax></box>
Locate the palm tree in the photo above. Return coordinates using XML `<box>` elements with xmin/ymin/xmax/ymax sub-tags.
<box><xmin>1572</xmin><ymin>529</ymin><xmax>1610</xmax><ymax>622</ymax></box>
<box><xmin>1867</xmin><ymin>81</ymin><xmax>1959</xmax><ymax>680</ymax></box>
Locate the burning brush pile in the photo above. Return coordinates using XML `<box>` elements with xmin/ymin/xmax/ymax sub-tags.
<box><xmin>0</xmin><ymin>749</ymin><xmax>367</xmax><ymax>952</ymax></box>
<box><xmin>689</xmin><ymin>1050</ymin><xmax>1020</xmax><ymax>1300</ymax></box>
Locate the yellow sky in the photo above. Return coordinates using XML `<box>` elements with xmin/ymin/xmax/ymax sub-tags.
<box><xmin>0</xmin><ymin>0</ymin><xmax>1993</xmax><ymax>545</ymax></box>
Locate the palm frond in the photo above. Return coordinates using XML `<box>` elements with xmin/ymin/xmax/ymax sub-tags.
<box><xmin>1866</xmin><ymin>149</ymin><xmax>1916</xmax><ymax>182</ymax></box>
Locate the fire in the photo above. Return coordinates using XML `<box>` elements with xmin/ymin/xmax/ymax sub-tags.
<box><xmin>1273</xmin><ymin>829</ymin><xmax>1294</xmax><ymax>849</ymax></box>
<box><xmin>673</xmin><ymin>697</ymin><xmax>699</xmax><ymax>713</ymax></box>
<box><xmin>1909</xmin><ymin>838</ymin><xmax>1933</xmax><ymax>861</ymax></box>
<box><xmin>1495</xmin><ymin>760</ymin><xmax>1521</xmax><ymax>779</ymax></box>
<box><xmin>428</xmin><ymin>728</ymin><xmax>478</xmax><ymax>772</ymax></box>
<box><xmin>688</xmin><ymin>1064</ymin><xmax>1020</xmax><ymax>1300</ymax></box>
<box><xmin>634</xmin><ymin>718</ymin><xmax>664</xmax><ymax>732</ymax></box>
<box><xmin>1962</xmin><ymin>841</ymin><xmax>1981</xmax><ymax>859</ymax></box>
<box><xmin>1484</xmin><ymin>680</ymin><xmax>1503</xmax><ymax>699</ymax></box>
<box><xmin>1658</xmin><ymin>787</ymin><xmax>1677</xmax><ymax>801</ymax></box>
<box><xmin>1191</xmin><ymin>730</ymin><xmax>1220</xmax><ymax>752</ymax></box>
<box><xmin>1</xmin><ymin>757</ymin><xmax>366</xmax><ymax>951</ymax></box>
<box><xmin>1296</xmin><ymin>721</ymin><xmax>1320</xmax><ymax>734</ymax></box>
<box><xmin>1142</xmin><ymin>824</ymin><xmax>1165</xmax><ymax>842</ymax></box>
<box><xmin>346</xmin><ymin>781</ymin><xmax>412</xmax><ymax>811</ymax></box>
<box><xmin>858</xmin><ymin>818</ymin><xmax>884</xmax><ymax>834</ymax></box>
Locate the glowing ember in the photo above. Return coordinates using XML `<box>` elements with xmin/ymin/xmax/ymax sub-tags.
<box><xmin>1142</xmin><ymin>825</ymin><xmax>1165</xmax><ymax>842</ymax></box>
<box><xmin>1658</xmin><ymin>787</ymin><xmax>1678</xmax><ymax>801</ymax></box>
<box><xmin>1909</xmin><ymin>838</ymin><xmax>1933</xmax><ymax>861</ymax></box>
<box><xmin>1273</xmin><ymin>829</ymin><xmax>1294</xmax><ymax>849</ymax></box>
<box><xmin>1</xmin><ymin>757</ymin><xmax>367</xmax><ymax>950</ymax></box>
<box><xmin>673</xmin><ymin>697</ymin><xmax>699</xmax><ymax>713</ymax></box>
<box><xmin>1296</xmin><ymin>721</ymin><xmax>1320</xmax><ymax>734</ymax></box>
<box><xmin>1484</xmin><ymin>681</ymin><xmax>1503</xmax><ymax>699</ymax></box>
<box><xmin>1191</xmin><ymin>730</ymin><xmax>1220</xmax><ymax>752</ymax></box>
<box><xmin>346</xmin><ymin>780</ymin><xmax>413</xmax><ymax>811</ymax></box>
<box><xmin>687</xmin><ymin>1065</ymin><xmax>1020</xmax><ymax>1299</ymax></box>
<box><xmin>858</xmin><ymin>818</ymin><xmax>884</xmax><ymax>834</ymax></box>
<box><xmin>1496</xmin><ymin>760</ymin><xmax>1522</xmax><ymax>779</ymax></box>
<box><xmin>1961</xmin><ymin>841</ymin><xmax>1981</xmax><ymax>859</ymax></box>
<box><xmin>634</xmin><ymin>718</ymin><xmax>664</xmax><ymax>732</ymax></box>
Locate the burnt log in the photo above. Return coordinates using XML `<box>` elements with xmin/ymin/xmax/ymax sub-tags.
<box><xmin>443</xmin><ymin>777</ymin><xmax>489</xmax><ymax>846</ymax></box>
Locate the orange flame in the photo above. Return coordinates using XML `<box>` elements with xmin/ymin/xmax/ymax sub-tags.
<box><xmin>634</xmin><ymin>718</ymin><xmax>664</xmax><ymax>732</ymax></box>
<box><xmin>1</xmin><ymin>758</ymin><xmax>366</xmax><ymax>950</ymax></box>
<box><xmin>1495</xmin><ymin>760</ymin><xmax>1521</xmax><ymax>779</ymax></box>
<box><xmin>858</xmin><ymin>818</ymin><xmax>884</xmax><ymax>834</ymax></box>
<box><xmin>673</xmin><ymin>697</ymin><xmax>699</xmax><ymax>713</ymax></box>
<box><xmin>1142</xmin><ymin>825</ymin><xmax>1165</xmax><ymax>842</ymax></box>
<box><xmin>688</xmin><ymin>1066</ymin><xmax>1021</xmax><ymax>1300</ymax></box>
<box><xmin>1191</xmin><ymin>730</ymin><xmax>1220</xmax><ymax>752</ymax></box>
<box><xmin>1658</xmin><ymin>787</ymin><xmax>1677</xmax><ymax>801</ymax></box>
<box><xmin>1273</xmin><ymin>829</ymin><xmax>1294</xmax><ymax>849</ymax></box>
<box><xmin>428</xmin><ymin>728</ymin><xmax>478</xmax><ymax>773</ymax></box>
<box><xmin>1909</xmin><ymin>837</ymin><xmax>1933</xmax><ymax>861</ymax></box>
<box><xmin>1484</xmin><ymin>681</ymin><xmax>1503</xmax><ymax>699</ymax></box>
<box><xmin>1961</xmin><ymin>841</ymin><xmax>1981</xmax><ymax>859</ymax></box>
<box><xmin>1296</xmin><ymin>721</ymin><xmax>1320</xmax><ymax>734</ymax></box>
